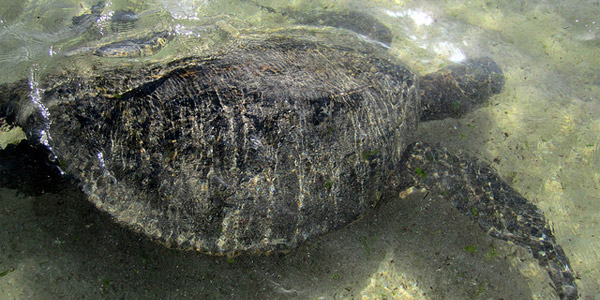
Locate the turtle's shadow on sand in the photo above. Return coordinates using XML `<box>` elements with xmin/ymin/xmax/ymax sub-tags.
<box><xmin>0</xmin><ymin>127</ymin><xmax>556</xmax><ymax>299</ymax></box>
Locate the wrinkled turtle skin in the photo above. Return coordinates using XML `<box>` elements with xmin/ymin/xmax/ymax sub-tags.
<box><xmin>0</xmin><ymin>26</ymin><xmax>577</xmax><ymax>299</ymax></box>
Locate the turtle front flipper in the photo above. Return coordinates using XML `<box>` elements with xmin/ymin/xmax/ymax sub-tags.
<box><xmin>419</xmin><ymin>57</ymin><xmax>505</xmax><ymax>121</ymax></box>
<box><xmin>399</xmin><ymin>142</ymin><xmax>578</xmax><ymax>300</ymax></box>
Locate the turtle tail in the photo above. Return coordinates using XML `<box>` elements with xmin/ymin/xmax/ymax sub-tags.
<box><xmin>399</xmin><ymin>142</ymin><xmax>578</xmax><ymax>300</ymax></box>
<box><xmin>419</xmin><ymin>57</ymin><xmax>505</xmax><ymax>122</ymax></box>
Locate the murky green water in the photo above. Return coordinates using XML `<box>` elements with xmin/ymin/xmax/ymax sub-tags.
<box><xmin>0</xmin><ymin>0</ymin><xmax>598</xmax><ymax>299</ymax></box>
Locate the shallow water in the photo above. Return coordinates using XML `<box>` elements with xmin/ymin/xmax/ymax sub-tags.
<box><xmin>0</xmin><ymin>0</ymin><xmax>598</xmax><ymax>299</ymax></box>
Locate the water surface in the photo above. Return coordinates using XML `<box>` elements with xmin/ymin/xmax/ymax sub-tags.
<box><xmin>0</xmin><ymin>0</ymin><xmax>598</xmax><ymax>299</ymax></box>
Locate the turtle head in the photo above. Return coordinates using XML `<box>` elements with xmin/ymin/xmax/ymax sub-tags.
<box><xmin>419</xmin><ymin>57</ymin><xmax>505</xmax><ymax>122</ymax></box>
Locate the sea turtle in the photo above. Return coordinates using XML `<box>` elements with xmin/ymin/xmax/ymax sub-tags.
<box><xmin>0</xmin><ymin>16</ymin><xmax>578</xmax><ymax>300</ymax></box>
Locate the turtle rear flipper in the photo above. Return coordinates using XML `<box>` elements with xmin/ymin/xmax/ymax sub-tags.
<box><xmin>290</xmin><ymin>10</ymin><xmax>393</xmax><ymax>46</ymax></box>
<box><xmin>399</xmin><ymin>142</ymin><xmax>578</xmax><ymax>300</ymax></box>
<box><xmin>93</xmin><ymin>31</ymin><xmax>172</xmax><ymax>58</ymax></box>
<box><xmin>253</xmin><ymin>1</ymin><xmax>393</xmax><ymax>46</ymax></box>
<box><xmin>0</xmin><ymin>79</ymin><xmax>29</xmax><ymax>124</ymax></box>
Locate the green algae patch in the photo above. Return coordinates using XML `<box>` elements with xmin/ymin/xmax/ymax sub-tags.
<box><xmin>463</xmin><ymin>245</ymin><xmax>478</xmax><ymax>254</ymax></box>
<box><xmin>362</xmin><ymin>149</ymin><xmax>379</xmax><ymax>161</ymax></box>
<box><xmin>415</xmin><ymin>167</ymin><xmax>427</xmax><ymax>179</ymax></box>
<box><xmin>0</xmin><ymin>267</ymin><xmax>15</xmax><ymax>277</ymax></box>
